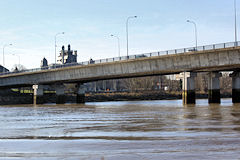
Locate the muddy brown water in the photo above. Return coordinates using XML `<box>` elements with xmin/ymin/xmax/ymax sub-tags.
<box><xmin>0</xmin><ymin>99</ymin><xmax>240</xmax><ymax>160</ymax></box>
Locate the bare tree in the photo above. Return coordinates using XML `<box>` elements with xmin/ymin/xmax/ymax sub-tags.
<box><xmin>121</xmin><ymin>76</ymin><xmax>169</xmax><ymax>92</ymax></box>
<box><xmin>195</xmin><ymin>73</ymin><xmax>208</xmax><ymax>94</ymax></box>
<box><xmin>11</xmin><ymin>64</ymin><xmax>26</xmax><ymax>72</ymax></box>
<box><xmin>220</xmin><ymin>72</ymin><xmax>232</xmax><ymax>94</ymax></box>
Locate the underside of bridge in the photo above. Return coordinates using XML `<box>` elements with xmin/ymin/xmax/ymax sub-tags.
<box><xmin>32</xmin><ymin>83</ymin><xmax>85</xmax><ymax>105</ymax></box>
<box><xmin>0</xmin><ymin>70</ymin><xmax>240</xmax><ymax>105</ymax></box>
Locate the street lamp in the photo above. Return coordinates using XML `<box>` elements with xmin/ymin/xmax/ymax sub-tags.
<box><xmin>187</xmin><ymin>20</ymin><xmax>198</xmax><ymax>50</ymax></box>
<box><xmin>54</xmin><ymin>32</ymin><xmax>65</xmax><ymax>64</ymax></box>
<box><xmin>111</xmin><ymin>34</ymin><xmax>121</xmax><ymax>57</ymax></box>
<box><xmin>2</xmin><ymin>43</ymin><xmax>12</xmax><ymax>72</ymax></box>
<box><xmin>126</xmin><ymin>16</ymin><xmax>137</xmax><ymax>57</ymax></box>
<box><xmin>234</xmin><ymin>0</ymin><xmax>238</xmax><ymax>46</ymax></box>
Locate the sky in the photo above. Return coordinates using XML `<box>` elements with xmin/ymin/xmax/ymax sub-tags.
<box><xmin>0</xmin><ymin>0</ymin><xmax>239</xmax><ymax>70</ymax></box>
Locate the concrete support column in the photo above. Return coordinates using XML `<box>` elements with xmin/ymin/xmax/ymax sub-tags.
<box><xmin>230</xmin><ymin>71</ymin><xmax>240</xmax><ymax>103</ymax></box>
<box><xmin>33</xmin><ymin>85</ymin><xmax>44</xmax><ymax>104</ymax></box>
<box><xmin>182</xmin><ymin>72</ymin><xmax>197</xmax><ymax>104</ymax></box>
<box><xmin>113</xmin><ymin>80</ymin><xmax>117</xmax><ymax>91</ymax></box>
<box><xmin>55</xmin><ymin>84</ymin><xmax>65</xmax><ymax>104</ymax></box>
<box><xmin>76</xmin><ymin>83</ymin><xmax>85</xmax><ymax>103</ymax></box>
<box><xmin>208</xmin><ymin>72</ymin><xmax>222</xmax><ymax>103</ymax></box>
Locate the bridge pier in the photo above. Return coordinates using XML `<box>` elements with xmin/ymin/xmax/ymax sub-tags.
<box><xmin>231</xmin><ymin>71</ymin><xmax>240</xmax><ymax>103</ymax></box>
<box><xmin>182</xmin><ymin>72</ymin><xmax>196</xmax><ymax>104</ymax></box>
<box><xmin>33</xmin><ymin>85</ymin><xmax>44</xmax><ymax>104</ymax></box>
<box><xmin>208</xmin><ymin>72</ymin><xmax>222</xmax><ymax>103</ymax></box>
<box><xmin>55</xmin><ymin>84</ymin><xmax>65</xmax><ymax>104</ymax></box>
<box><xmin>76</xmin><ymin>83</ymin><xmax>85</xmax><ymax>103</ymax></box>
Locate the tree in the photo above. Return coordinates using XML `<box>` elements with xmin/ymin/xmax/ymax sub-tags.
<box><xmin>220</xmin><ymin>72</ymin><xmax>232</xmax><ymax>94</ymax></box>
<box><xmin>11</xmin><ymin>64</ymin><xmax>27</xmax><ymax>72</ymax></box>
<box><xmin>121</xmin><ymin>76</ymin><xmax>169</xmax><ymax>92</ymax></box>
<box><xmin>195</xmin><ymin>73</ymin><xmax>208</xmax><ymax>94</ymax></box>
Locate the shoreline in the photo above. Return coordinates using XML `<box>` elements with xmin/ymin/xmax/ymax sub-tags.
<box><xmin>84</xmin><ymin>91</ymin><xmax>231</xmax><ymax>102</ymax></box>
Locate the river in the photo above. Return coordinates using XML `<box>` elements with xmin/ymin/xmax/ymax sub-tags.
<box><xmin>0</xmin><ymin>99</ymin><xmax>240</xmax><ymax>160</ymax></box>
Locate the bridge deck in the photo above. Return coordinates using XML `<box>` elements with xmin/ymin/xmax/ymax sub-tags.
<box><xmin>0</xmin><ymin>42</ymin><xmax>240</xmax><ymax>87</ymax></box>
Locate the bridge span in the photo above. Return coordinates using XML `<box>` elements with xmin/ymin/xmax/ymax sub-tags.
<box><xmin>0</xmin><ymin>41</ymin><xmax>240</xmax><ymax>104</ymax></box>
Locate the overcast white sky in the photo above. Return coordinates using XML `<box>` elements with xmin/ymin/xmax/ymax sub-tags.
<box><xmin>0</xmin><ymin>0</ymin><xmax>239</xmax><ymax>70</ymax></box>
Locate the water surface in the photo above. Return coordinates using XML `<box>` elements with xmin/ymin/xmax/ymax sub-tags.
<box><xmin>0</xmin><ymin>99</ymin><xmax>240</xmax><ymax>160</ymax></box>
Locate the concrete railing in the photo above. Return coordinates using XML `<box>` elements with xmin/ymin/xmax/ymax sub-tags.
<box><xmin>0</xmin><ymin>41</ymin><xmax>239</xmax><ymax>76</ymax></box>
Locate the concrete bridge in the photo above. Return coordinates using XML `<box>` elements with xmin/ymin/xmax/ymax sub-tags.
<box><xmin>0</xmin><ymin>41</ymin><xmax>240</xmax><ymax>104</ymax></box>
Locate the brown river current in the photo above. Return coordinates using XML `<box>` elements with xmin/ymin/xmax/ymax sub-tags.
<box><xmin>0</xmin><ymin>99</ymin><xmax>240</xmax><ymax>160</ymax></box>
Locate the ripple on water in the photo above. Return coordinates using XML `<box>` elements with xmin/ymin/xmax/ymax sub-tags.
<box><xmin>0</xmin><ymin>99</ymin><xmax>240</xmax><ymax>159</ymax></box>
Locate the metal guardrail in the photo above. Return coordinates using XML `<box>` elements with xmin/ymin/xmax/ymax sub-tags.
<box><xmin>0</xmin><ymin>41</ymin><xmax>239</xmax><ymax>76</ymax></box>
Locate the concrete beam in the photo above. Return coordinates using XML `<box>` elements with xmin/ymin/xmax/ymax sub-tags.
<box><xmin>208</xmin><ymin>72</ymin><xmax>222</xmax><ymax>103</ymax></box>
<box><xmin>76</xmin><ymin>83</ymin><xmax>85</xmax><ymax>104</ymax></box>
<box><xmin>181</xmin><ymin>72</ymin><xmax>197</xmax><ymax>104</ymax></box>
<box><xmin>230</xmin><ymin>71</ymin><xmax>240</xmax><ymax>103</ymax></box>
<box><xmin>55</xmin><ymin>84</ymin><xmax>65</xmax><ymax>104</ymax></box>
<box><xmin>33</xmin><ymin>85</ymin><xmax>44</xmax><ymax>104</ymax></box>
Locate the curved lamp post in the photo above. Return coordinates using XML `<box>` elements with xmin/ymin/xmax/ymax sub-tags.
<box><xmin>126</xmin><ymin>16</ymin><xmax>137</xmax><ymax>57</ymax></box>
<box><xmin>111</xmin><ymin>34</ymin><xmax>121</xmax><ymax>57</ymax></box>
<box><xmin>54</xmin><ymin>32</ymin><xmax>65</xmax><ymax>64</ymax></box>
<box><xmin>187</xmin><ymin>20</ymin><xmax>198</xmax><ymax>50</ymax></box>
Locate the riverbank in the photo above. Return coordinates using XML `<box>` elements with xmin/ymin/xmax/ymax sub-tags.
<box><xmin>85</xmin><ymin>91</ymin><xmax>181</xmax><ymax>102</ymax></box>
<box><xmin>84</xmin><ymin>91</ymin><xmax>232</xmax><ymax>102</ymax></box>
<box><xmin>0</xmin><ymin>90</ymin><xmax>232</xmax><ymax>105</ymax></box>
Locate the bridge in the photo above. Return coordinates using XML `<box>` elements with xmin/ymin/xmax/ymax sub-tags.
<box><xmin>0</xmin><ymin>41</ymin><xmax>240</xmax><ymax>104</ymax></box>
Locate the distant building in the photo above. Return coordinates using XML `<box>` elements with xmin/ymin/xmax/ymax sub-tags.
<box><xmin>57</xmin><ymin>44</ymin><xmax>77</xmax><ymax>64</ymax></box>
<box><xmin>41</xmin><ymin>57</ymin><xmax>48</xmax><ymax>68</ymax></box>
<box><xmin>0</xmin><ymin>65</ymin><xmax>9</xmax><ymax>73</ymax></box>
